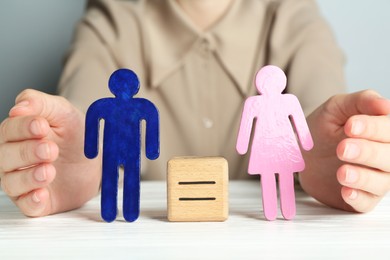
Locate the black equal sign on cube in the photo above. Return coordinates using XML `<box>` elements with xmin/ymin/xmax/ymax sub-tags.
<box><xmin>178</xmin><ymin>181</ymin><xmax>217</xmax><ymax>201</ymax></box>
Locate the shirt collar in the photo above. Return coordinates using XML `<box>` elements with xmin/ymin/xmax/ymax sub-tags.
<box><xmin>145</xmin><ymin>0</ymin><xmax>265</xmax><ymax>95</ymax></box>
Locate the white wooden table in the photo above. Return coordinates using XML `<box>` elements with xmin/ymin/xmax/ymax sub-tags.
<box><xmin>1</xmin><ymin>181</ymin><xmax>389</xmax><ymax>259</ymax></box>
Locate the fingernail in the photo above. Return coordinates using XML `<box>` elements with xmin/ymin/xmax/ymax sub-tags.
<box><xmin>36</xmin><ymin>143</ymin><xmax>50</xmax><ymax>160</ymax></box>
<box><xmin>376</xmin><ymin>95</ymin><xmax>386</xmax><ymax>100</ymax></box>
<box><xmin>9</xmin><ymin>101</ymin><xmax>30</xmax><ymax>116</ymax></box>
<box><xmin>10</xmin><ymin>100</ymin><xmax>30</xmax><ymax>110</ymax></box>
<box><xmin>34</xmin><ymin>166</ymin><xmax>47</xmax><ymax>182</ymax></box>
<box><xmin>32</xmin><ymin>192</ymin><xmax>41</xmax><ymax>203</ymax></box>
<box><xmin>16</xmin><ymin>100</ymin><xmax>30</xmax><ymax>107</ymax></box>
<box><xmin>351</xmin><ymin>120</ymin><xmax>365</xmax><ymax>136</ymax></box>
<box><xmin>343</xmin><ymin>143</ymin><xmax>360</xmax><ymax>160</ymax></box>
<box><xmin>348</xmin><ymin>189</ymin><xmax>358</xmax><ymax>200</ymax></box>
<box><xmin>30</xmin><ymin>119</ymin><xmax>42</xmax><ymax>136</ymax></box>
<box><xmin>345</xmin><ymin>168</ymin><xmax>358</xmax><ymax>183</ymax></box>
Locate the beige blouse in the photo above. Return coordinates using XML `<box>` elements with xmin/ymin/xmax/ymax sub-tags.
<box><xmin>58</xmin><ymin>0</ymin><xmax>346</xmax><ymax>180</ymax></box>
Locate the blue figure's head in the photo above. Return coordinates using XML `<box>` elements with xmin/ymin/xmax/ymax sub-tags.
<box><xmin>108</xmin><ymin>69</ymin><xmax>140</xmax><ymax>99</ymax></box>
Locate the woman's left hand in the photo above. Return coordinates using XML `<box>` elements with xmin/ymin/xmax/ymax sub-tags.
<box><xmin>299</xmin><ymin>90</ymin><xmax>390</xmax><ymax>212</ymax></box>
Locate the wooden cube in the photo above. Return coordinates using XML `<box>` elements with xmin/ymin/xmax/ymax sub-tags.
<box><xmin>167</xmin><ymin>156</ymin><xmax>229</xmax><ymax>222</ymax></box>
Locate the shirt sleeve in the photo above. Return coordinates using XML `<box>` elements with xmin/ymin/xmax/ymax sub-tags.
<box><xmin>57</xmin><ymin>1</ymin><xmax>121</xmax><ymax>113</ymax></box>
<box><xmin>269</xmin><ymin>0</ymin><xmax>347</xmax><ymax>115</ymax></box>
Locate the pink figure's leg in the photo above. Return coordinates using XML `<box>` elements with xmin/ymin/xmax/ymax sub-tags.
<box><xmin>260</xmin><ymin>174</ymin><xmax>278</xmax><ymax>221</ymax></box>
<box><xmin>278</xmin><ymin>173</ymin><xmax>296</xmax><ymax>220</ymax></box>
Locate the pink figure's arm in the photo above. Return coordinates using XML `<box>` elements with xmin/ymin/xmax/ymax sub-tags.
<box><xmin>287</xmin><ymin>95</ymin><xmax>314</xmax><ymax>151</ymax></box>
<box><xmin>236</xmin><ymin>98</ymin><xmax>256</xmax><ymax>155</ymax></box>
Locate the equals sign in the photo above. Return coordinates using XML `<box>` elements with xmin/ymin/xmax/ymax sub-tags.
<box><xmin>178</xmin><ymin>181</ymin><xmax>216</xmax><ymax>201</ymax></box>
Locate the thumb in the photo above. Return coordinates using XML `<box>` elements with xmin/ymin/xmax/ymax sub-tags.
<box><xmin>333</xmin><ymin>90</ymin><xmax>390</xmax><ymax>119</ymax></box>
<box><xmin>9</xmin><ymin>89</ymin><xmax>75</xmax><ymax>127</ymax></box>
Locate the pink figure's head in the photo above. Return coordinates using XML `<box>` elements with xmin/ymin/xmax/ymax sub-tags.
<box><xmin>255</xmin><ymin>65</ymin><xmax>287</xmax><ymax>95</ymax></box>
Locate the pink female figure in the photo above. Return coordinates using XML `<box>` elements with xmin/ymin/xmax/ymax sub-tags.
<box><xmin>236</xmin><ymin>65</ymin><xmax>313</xmax><ymax>220</ymax></box>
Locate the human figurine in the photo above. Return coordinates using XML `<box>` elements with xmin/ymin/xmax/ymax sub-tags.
<box><xmin>84</xmin><ymin>69</ymin><xmax>160</xmax><ymax>222</ymax></box>
<box><xmin>236</xmin><ymin>65</ymin><xmax>314</xmax><ymax>221</ymax></box>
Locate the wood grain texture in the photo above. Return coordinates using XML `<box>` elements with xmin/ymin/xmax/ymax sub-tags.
<box><xmin>1</xmin><ymin>181</ymin><xmax>390</xmax><ymax>259</ymax></box>
<box><xmin>167</xmin><ymin>157</ymin><xmax>228</xmax><ymax>222</ymax></box>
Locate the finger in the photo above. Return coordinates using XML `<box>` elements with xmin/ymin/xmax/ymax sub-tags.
<box><xmin>337</xmin><ymin>164</ymin><xmax>390</xmax><ymax>197</ymax></box>
<box><xmin>345</xmin><ymin>115</ymin><xmax>390</xmax><ymax>142</ymax></box>
<box><xmin>8</xmin><ymin>100</ymin><xmax>31</xmax><ymax>117</ymax></box>
<box><xmin>15</xmin><ymin>188</ymin><xmax>52</xmax><ymax>217</ymax></box>
<box><xmin>1</xmin><ymin>164</ymin><xmax>56</xmax><ymax>197</ymax></box>
<box><xmin>332</xmin><ymin>90</ymin><xmax>390</xmax><ymax>120</ymax></box>
<box><xmin>9</xmin><ymin>89</ymin><xmax>74</xmax><ymax>127</ymax></box>
<box><xmin>0</xmin><ymin>116</ymin><xmax>50</xmax><ymax>143</ymax></box>
<box><xmin>0</xmin><ymin>140</ymin><xmax>59</xmax><ymax>172</ymax></box>
<box><xmin>340</xmin><ymin>186</ymin><xmax>381</xmax><ymax>213</ymax></box>
<box><xmin>337</xmin><ymin>138</ymin><xmax>390</xmax><ymax>172</ymax></box>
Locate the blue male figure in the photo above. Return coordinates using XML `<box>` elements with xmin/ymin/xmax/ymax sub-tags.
<box><xmin>84</xmin><ymin>69</ymin><xmax>160</xmax><ymax>222</ymax></box>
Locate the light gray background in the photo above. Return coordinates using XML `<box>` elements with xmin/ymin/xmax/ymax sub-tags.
<box><xmin>0</xmin><ymin>1</ymin><xmax>86</xmax><ymax>120</ymax></box>
<box><xmin>0</xmin><ymin>0</ymin><xmax>389</xmax><ymax>120</ymax></box>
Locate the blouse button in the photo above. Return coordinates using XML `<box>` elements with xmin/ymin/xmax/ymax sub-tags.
<box><xmin>202</xmin><ymin>117</ymin><xmax>214</xmax><ymax>129</ymax></box>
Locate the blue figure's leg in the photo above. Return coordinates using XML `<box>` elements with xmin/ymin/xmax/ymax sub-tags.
<box><xmin>279</xmin><ymin>173</ymin><xmax>296</xmax><ymax>220</ymax></box>
<box><xmin>101</xmin><ymin>157</ymin><xmax>119</xmax><ymax>222</ymax></box>
<box><xmin>123</xmin><ymin>164</ymin><xmax>140</xmax><ymax>222</ymax></box>
<box><xmin>260</xmin><ymin>173</ymin><xmax>278</xmax><ymax>221</ymax></box>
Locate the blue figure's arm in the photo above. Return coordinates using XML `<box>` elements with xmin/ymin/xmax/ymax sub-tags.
<box><xmin>142</xmin><ymin>100</ymin><xmax>160</xmax><ymax>160</ymax></box>
<box><xmin>84</xmin><ymin>102</ymin><xmax>103</xmax><ymax>159</ymax></box>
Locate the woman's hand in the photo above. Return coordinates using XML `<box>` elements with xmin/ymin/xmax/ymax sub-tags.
<box><xmin>300</xmin><ymin>90</ymin><xmax>390</xmax><ymax>212</ymax></box>
<box><xmin>0</xmin><ymin>89</ymin><xmax>101</xmax><ymax>217</ymax></box>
